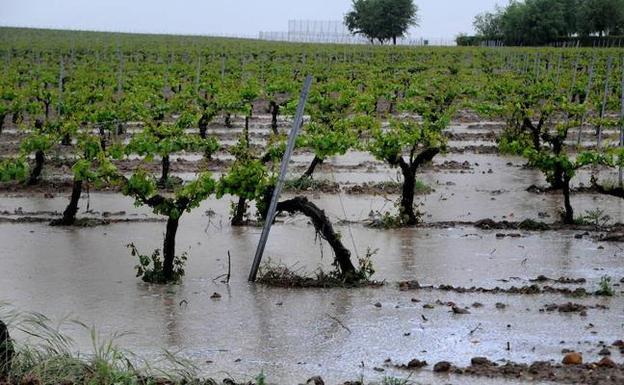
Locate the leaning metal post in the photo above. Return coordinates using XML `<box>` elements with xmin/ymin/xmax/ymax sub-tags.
<box><xmin>248</xmin><ymin>75</ymin><xmax>313</xmax><ymax>282</ymax></box>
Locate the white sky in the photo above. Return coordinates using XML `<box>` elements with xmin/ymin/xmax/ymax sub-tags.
<box><xmin>0</xmin><ymin>0</ymin><xmax>503</xmax><ymax>40</ymax></box>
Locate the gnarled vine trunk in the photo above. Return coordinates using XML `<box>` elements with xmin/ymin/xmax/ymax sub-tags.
<box><xmin>99</xmin><ymin>126</ymin><xmax>107</xmax><ymax>151</ymax></box>
<box><xmin>231</xmin><ymin>197</ymin><xmax>247</xmax><ymax>226</ymax></box>
<box><xmin>562</xmin><ymin>175</ymin><xmax>574</xmax><ymax>225</ymax></box>
<box><xmin>275</xmin><ymin>196</ymin><xmax>357</xmax><ymax>279</ymax></box>
<box><xmin>50</xmin><ymin>179</ymin><xmax>82</xmax><ymax>226</ymax></box>
<box><xmin>199</xmin><ymin>113</ymin><xmax>209</xmax><ymax>139</ymax></box>
<box><xmin>27</xmin><ymin>150</ymin><xmax>45</xmax><ymax>185</ymax></box>
<box><xmin>159</xmin><ymin>155</ymin><xmax>170</xmax><ymax>186</ymax></box>
<box><xmin>301</xmin><ymin>156</ymin><xmax>323</xmax><ymax>179</ymax></box>
<box><xmin>163</xmin><ymin>216</ymin><xmax>179</xmax><ymax>282</ymax></box>
<box><xmin>400</xmin><ymin>166</ymin><xmax>418</xmax><ymax>225</ymax></box>
<box><xmin>522</xmin><ymin>117</ymin><xmax>544</xmax><ymax>151</ymax></box>
<box><xmin>395</xmin><ymin>147</ymin><xmax>440</xmax><ymax>226</ymax></box>
<box><xmin>269</xmin><ymin>101</ymin><xmax>279</xmax><ymax>135</ymax></box>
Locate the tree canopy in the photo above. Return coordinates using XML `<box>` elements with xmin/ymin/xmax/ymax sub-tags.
<box><xmin>345</xmin><ymin>0</ymin><xmax>419</xmax><ymax>45</ymax></box>
<box><xmin>471</xmin><ymin>0</ymin><xmax>624</xmax><ymax>45</ymax></box>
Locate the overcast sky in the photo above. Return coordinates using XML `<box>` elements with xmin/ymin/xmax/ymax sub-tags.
<box><xmin>1</xmin><ymin>0</ymin><xmax>503</xmax><ymax>40</ymax></box>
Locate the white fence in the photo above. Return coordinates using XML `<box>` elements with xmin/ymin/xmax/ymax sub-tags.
<box><xmin>259</xmin><ymin>20</ymin><xmax>455</xmax><ymax>46</ymax></box>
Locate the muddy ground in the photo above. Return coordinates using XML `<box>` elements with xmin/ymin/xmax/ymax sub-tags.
<box><xmin>1</xmin><ymin>114</ymin><xmax>624</xmax><ymax>384</ymax></box>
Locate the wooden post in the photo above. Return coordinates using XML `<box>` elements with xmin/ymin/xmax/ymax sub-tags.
<box><xmin>248</xmin><ymin>75</ymin><xmax>313</xmax><ymax>282</ymax></box>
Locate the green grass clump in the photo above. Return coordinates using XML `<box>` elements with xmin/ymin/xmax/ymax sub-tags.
<box><xmin>596</xmin><ymin>275</ymin><xmax>615</xmax><ymax>297</ymax></box>
<box><xmin>0</xmin><ymin>303</ymin><xmax>240</xmax><ymax>385</ymax></box>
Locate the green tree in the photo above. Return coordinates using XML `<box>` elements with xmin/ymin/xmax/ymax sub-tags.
<box><xmin>345</xmin><ymin>0</ymin><xmax>419</xmax><ymax>45</ymax></box>
<box><xmin>473</xmin><ymin>9</ymin><xmax>504</xmax><ymax>40</ymax></box>
<box><xmin>579</xmin><ymin>0</ymin><xmax>624</xmax><ymax>36</ymax></box>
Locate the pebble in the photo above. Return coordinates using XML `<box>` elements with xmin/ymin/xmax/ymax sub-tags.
<box><xmin>433</xmin><ymin>361</ymin><xmax>452</xmax><ymax>372</ymax></box>
<box><xmin>407</xmin><ymin>359</ymin><xmax>427</xmax><ymax>368</ymax></box>
<box><xmin>597</xmin><ymin>357</ymin><xmax>616</xmax><ymax>368</ymax></box>
<box><xmin>306</xmin><ymin>376</ymin><xmax>324</xmax><ymax>385</ymax></box>
<box><xmin>562</xmin><ymin>352</ymin><xmax>583</xmax><ymax>365</ymax></box>
<box><xmin>598</xmin><ymin>347</ymin><xmax>611</xmax><ymax>356</ymax></box>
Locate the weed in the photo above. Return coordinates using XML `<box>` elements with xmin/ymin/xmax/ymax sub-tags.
<box><xmin>128</xmin><ymin>243</ymin><xmax>187</xmax><ymax>284</ymax></box>
<box><xmin>577</xmin><ymin>208</ymin><xmax>611</xmax><ymax>229</ymax></box>
<box><xmin>255</xmin><ymin>371</ymin><xmax>267</xmax><ymax>385</ymax></box>
<box><xmin>382</xmin><ymin>376</ymin><xmax>411</xmax><ymax>385</ymax></box>
<box><xmin>257</xmin><ymin>252</ymin><xmax>382</xmax><ymax>289</ymax></box>
<box><xmin>596</xmin><ymin>275</ymin><xmax>615</xmax><ymax>296</ymax></box>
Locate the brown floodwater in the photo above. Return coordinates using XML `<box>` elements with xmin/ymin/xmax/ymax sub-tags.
<box><xmin>2</xmin><ymin>118</ymin><xmax>624</xmax><ymax>384</ymax></box>
<box><xmin>1</xmin><ymin>190</ymin><xmax>623</xmax><ymax>383</ymax></box>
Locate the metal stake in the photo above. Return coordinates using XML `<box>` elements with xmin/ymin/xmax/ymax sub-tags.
<box><xmin>248</xmin><ymin>75</ymin><xmax>313</xmax><ymax>282</ymax></box>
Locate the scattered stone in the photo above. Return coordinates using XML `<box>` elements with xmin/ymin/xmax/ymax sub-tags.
<box><xmin>613</xmin><ymin>340</ymin><xmax>624</xmax><ymax>347</ymax></box>
<box><xmin>374</xmin><ymin>302</ymin><xmax>382</xmax><ymax>308</ymax></box>
<box><xmin>407</xmin><ymin>359</ymin><xmax>428</xmax><ymax>369</ymax></box>
<box><xmin>597</xmin><ymin>357</ymin><xmax>617</xmax><ymax>368</ymax></box>
<box><xmin>399</xmin><ymin>280</ymin><xmax>420</xmax><ymax>291</ymax></box>
<box><xmin>210</xmin><ymin>292</ymin><xmax>222</xmax><ymax>299</ymax></box>
<box><xmin>543</xmin><ymin>303</ymin><xmax>587</xmax><ymax>313</ymax></box>
<box><xmin>452</xmin><ymin>306</ymin><xmax>470</xmax><ymax>314</ymax></box>
<box><xmin>433</xmin><ymin>361</ymin><xmax>452</xmax><ymax>373</ymax></box>
<box><xmin>599</xmin><ymin>348</ymin><xmax>612</xmax><ymax>356</ymax></box>
<box><xmin>306</xmin><ymin>376</ymin><xmax>325</xmax><ymax>385</ymax></box>
<box><xmin>471</xmin><ymin>357</ymin><xmax>494</xmax><ymax>366</ymax></box>
<box><xmin>472</xmin><ymin>302</ymin><xmax>483</xmax><ymax>308</ymax></box>
<box><xmin>562</xmin><ymin>352</ymin><xmax>583</xmax><ymax>365</ymax></box>
<box><xmin>495</xmin><ymin>303</ymin><xmax>506</xmax><ymax>309</ymax></box>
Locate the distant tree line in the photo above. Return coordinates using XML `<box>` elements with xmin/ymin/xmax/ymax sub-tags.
<box><xmin>463</xmin><ymin>0</ymin><xmax>624</xmax><ymax>46</ymax></box>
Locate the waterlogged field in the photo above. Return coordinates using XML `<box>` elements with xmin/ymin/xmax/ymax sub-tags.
<box><xmin>1</xmin><ymin>27</ymin><xmax>624</xmax><ymax>384</ymax></box>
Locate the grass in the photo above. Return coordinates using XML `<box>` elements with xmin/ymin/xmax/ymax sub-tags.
<box><xmin>0</xmin><ymin>303</ymin><xmax>241</xmax><ymax>385</ymax></box>
<box><xmin>0</xmin><ymin>303</ymin><xmax>421</xmax><ymax>385</ymax></box>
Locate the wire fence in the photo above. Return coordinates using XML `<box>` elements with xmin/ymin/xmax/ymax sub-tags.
<box><xmin>259</xmin><ymin>20</ymin><xmax>455</xmax><ymax>46</ymax></box>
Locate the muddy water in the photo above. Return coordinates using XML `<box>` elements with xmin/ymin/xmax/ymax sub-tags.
<box><xmin>1</xmin><ymin>214</ymin><xmax>622</xmax><ymax>384</ymax></box>
<box><xmin>3</xmin><ymin>120</ymin><xmax>624</xmax><ymax>383</ymax></box>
